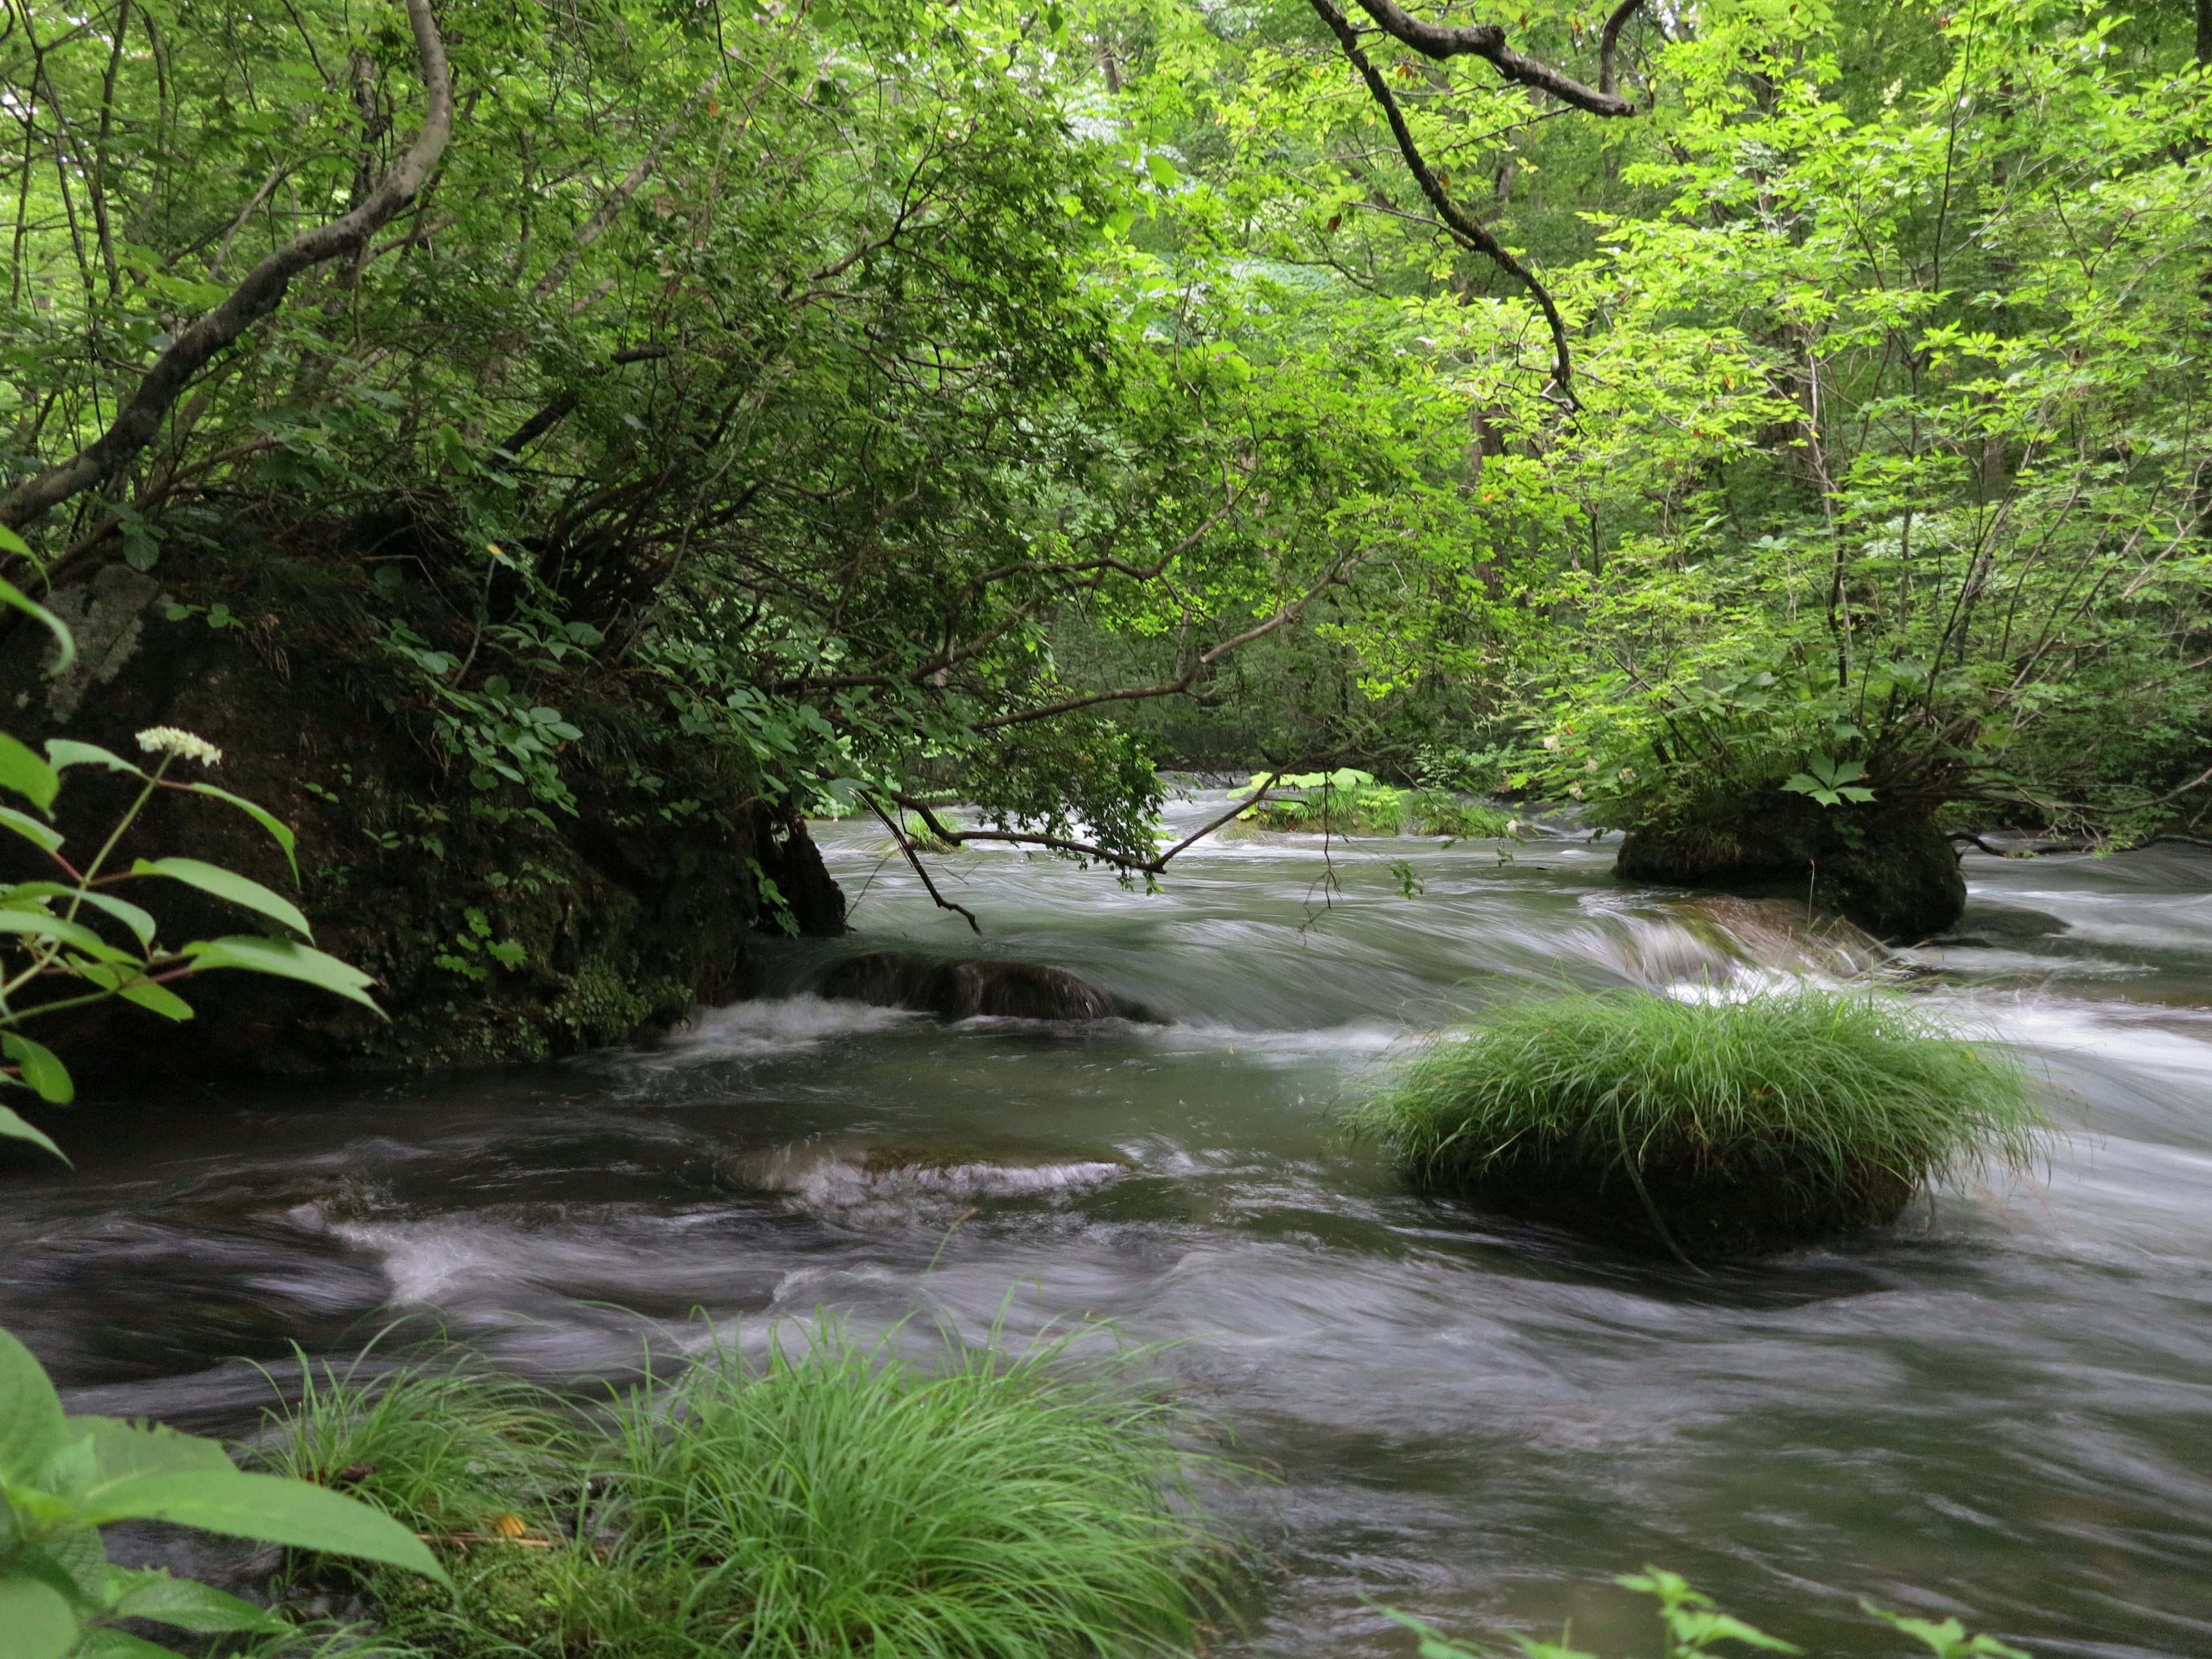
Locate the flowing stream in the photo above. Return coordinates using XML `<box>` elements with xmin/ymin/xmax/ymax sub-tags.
<box><xmin>7</xmin><ymin>791</ymin><xmax>2212</xmax><ymax>1658</ymax></box>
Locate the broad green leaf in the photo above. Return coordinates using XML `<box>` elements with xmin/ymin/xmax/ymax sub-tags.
<box><xmin>181</xmin><ymin>785</ymin><xmax>297</xmax><ymax>881</ymax></box>
<box><xmin>178</xmin><ymin>936</ymin><xmax>381</xmax><ymax>1013</ymax></box>
<box><xmin>0</xmin><ymin>908</ymin><xmax>115</xmax><ymax>954</ymax></box>
<box><xmin>69</xmin><ymin>1418</ymin><xmax>235</xmax><ymax>1481</ymax></box>
<box><xmin>0</xmin><ymin>1574</ymin><xmax>78</xmax><ymax>1659</ymax></box>
<box><xmin>0</xmin><ymin>1328</ymin><xmax>67</xmax><ymax>1482</ymax></box>
<box><xmin>103</xmin><ymin>1567</ymin><xmax>289</xmax><ymax>1634</ymax></box>
<box><xmin>131</xmin><ymin>859</ymin><xmax>309</xmax><ymax>940</ymax></box>
<box><xmin>0</xmin><ymin>884</ymin><xmax>150</xmax><ymax>946</ymax></box>
<box><xmin>3</xmin><ymin>1033</ymin><xmax>73</xmax><ymax>1103</ymax></box>
<box><xmin>121</xmin><ymin>978</ymin><xmax>194</xmax><ymax>1020</ymax></box>
<box><xmin>75</xmin><ymin>1471</ymin><xmax>448</xmax><ymax>1584</ymax></box>
<box><xmin>0</xmin><ymin>1104</ymin><xmax>66</xmax><ymax>1161</ymax></box>
<box><xmin>0</xmin><ymin>551</ymin><xmax>77</xmax><ymax>677</ymax></box>
<box><xmin>0</xmin><ymin>734</ymin><xmax>59</xmax><ymax>812</ymax></box>
<box><xmin>67</xmin><ymin>891</ymin><xmax>156</xmax><ymax>947</ymax></box>
<box><xmin>0</xmin><ymin>806</ymin><xmax>63</xmax><ymax>854</ymax></box>
<box><xmin>44</xmin><ymin>741</ymin><xmax>141</xmax><ymax>777</ymax></box>
<box><xmin>32</xmin><ymin>1523</ymin><xmax>110</xmax><ymax>1599</ymax></box>
<box><xmin>69</xmin><ymin>959</ymin><xmax>185</xmax><ymax>1014</ymax></box>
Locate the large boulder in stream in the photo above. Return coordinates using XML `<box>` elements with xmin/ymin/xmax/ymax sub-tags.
<box><xmin>817</xmin><ymin>952</ymin><xmax>1160</xmax><ymax>1023</ymax></box>
<box><xmin>0</xmin><ymin>559</ymin><xmax>847</xmax><ymax>1080</ymax></box>
<box><xmin>1616</xmin><ymin>794</ymin><xmax>1964</xmax><ymax>943</ymax></box>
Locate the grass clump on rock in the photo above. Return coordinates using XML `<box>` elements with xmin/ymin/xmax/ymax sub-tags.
<box><xmin>1348</xmin><ymin>988</ymin><xmax>2045</xmax><ymax>1258</ymax></box>
<box><xmin>263</xmin><ymin>1320</ymin><xmax>1231</xmax><ymax>1659</ymax></box>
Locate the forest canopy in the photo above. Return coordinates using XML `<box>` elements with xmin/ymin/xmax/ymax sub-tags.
<box><xmin>3</xmin><ymin>0</ymin><xmax>2209</xmax><ymax>882</ymax></box>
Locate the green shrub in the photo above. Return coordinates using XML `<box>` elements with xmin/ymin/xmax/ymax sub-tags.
<box><xmin>1347</xmin><ymin>989</ymin><xmax>2045</xmax><ymax>1257</ymax></box>
<box><xmin>1240</xmin><ymin>769</ymin><xmax>1410</xmax><ymax>835</ymax></box>
<box><xmin>263</xmin><ymin>1321</ymin><xmax>1231</xmax><ymax>1659</ymax></box>
<box><xmin>1408</xmin><ymin>790</ymin><xmax>1513</xmax><ymax>838</ymax></box>
<box><xmin>256</xmin><ymin>1353</ymin><xmax>578</xmax><ymax>1537</ymax></box>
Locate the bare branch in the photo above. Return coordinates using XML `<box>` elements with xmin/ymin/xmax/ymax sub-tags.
<box><xmin>1310</xmin><ymin>0</ymin><xmax>1579</xmax><ymax>402</ymax></box>
<box><xmin>1346</xmin><ymin>0</ymin><xmax>1641</xmax><ymax>115</ymax></box>
<box><xmin>862</xmin><ymin>791</ymin><xmax>980</xmax><ymax>932</ymax></box>
<box><xmin>885</xmin><ymin>775</ymin><xmax>1284</xmax><ymax>877</ymax></box>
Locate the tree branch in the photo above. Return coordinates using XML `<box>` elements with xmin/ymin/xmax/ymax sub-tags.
<box><xmin>1346</xmin><ymin>0</ymin><xmax>1641</xmax><ymax>115</ymax></box>
<box><xmin>884</xmin><ymin>775</ymin><xmax>1283</xmax><ymax>877</ymax></box>
<box><xmin>863</xmin><ymin>790</ymin><xmax>980</xmax><ymax>931</ymax></box>
<box><xmin>1310</xmin><ymin>0</ymin><xmax>1580</xmax><ymax>403</ymax></box>
<box><xmin>496</xmin><ymin>345</ymin><xmax>671</xmax><ymax>454</ymax></box>
<box><xmin>0</xmin><ymin>0</ymin><xmax>456</xmax><ymax>531</ymax></box>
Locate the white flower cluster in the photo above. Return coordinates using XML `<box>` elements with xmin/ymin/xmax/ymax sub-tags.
<box><xmin>135</xmin><ymin>726</ymin><xmax>223</xmax><ymax>767</ymax></box>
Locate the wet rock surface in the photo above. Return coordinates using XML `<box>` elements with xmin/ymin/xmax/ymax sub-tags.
<box><xmin>815</xmin><ymin>952</ymin><xmax>1160</xmax><ymax>1022</ymax></box>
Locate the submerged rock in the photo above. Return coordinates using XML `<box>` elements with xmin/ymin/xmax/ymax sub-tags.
<box><xmin>816</xmin><ymin>952</ymin><xmax>1159</xmax><ymax>1022</ymax></box>
<box><xmin>1616</xmin><ymin>796</ymin><xmax>1964</xmax><ymax>942</ymax></box>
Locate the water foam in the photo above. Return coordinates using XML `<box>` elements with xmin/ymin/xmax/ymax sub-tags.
<box><xmin>658</xmin><ymin>994</ymin><xmax>919</xmax><ymax>1060</ymax></box>
<box><xmin>739</xmin><ymin>1147</ymin><xmax>1127</xmax><ymax>1217</ymax></box>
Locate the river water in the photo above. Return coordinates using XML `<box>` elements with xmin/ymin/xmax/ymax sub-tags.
<box><xmin>7</xmin><ymin>792</ymin><xmax>2212</xmax><ymax>1658</ymax></box>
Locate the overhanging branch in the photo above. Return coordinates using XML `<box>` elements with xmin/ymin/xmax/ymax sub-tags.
<box><xmin>1347</xmin><ymin>0</ymin><xmax>1642</xmax><ymax>114</ymax></box>
<box><xmin>1310</xmin><ymin>0</ymin><xmax>1581</xmax><ymax>403</ymax></box>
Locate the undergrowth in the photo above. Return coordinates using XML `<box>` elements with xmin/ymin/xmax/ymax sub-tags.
<box><xmin>259</xmin><ymin>1318</ymin><xmax>1233</xmax><ymax>1659</ymax></box>
<box><xmin>1346</xmin><ymin>988</ymin><xmax>2046</xmax><ymax>1255</ymax></box>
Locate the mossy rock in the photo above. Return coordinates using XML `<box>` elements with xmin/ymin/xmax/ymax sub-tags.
<box><xmin>1442</xmin><ymin>1142</ymin><xmax>1917</xmax><ymax>1259</ymax></box>
<box><xmin>1616</xmin><ymin>793</ymin><xmax>1964</xmax><ymax>942</ymax></box>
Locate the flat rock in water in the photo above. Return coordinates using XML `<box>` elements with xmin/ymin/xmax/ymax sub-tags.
<box><xmin>816</xmin><ymin>952</ymin><xmax>1160</xmax><ymax>1022</ymax></box>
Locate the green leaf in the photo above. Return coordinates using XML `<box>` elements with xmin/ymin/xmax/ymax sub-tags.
<box><xmin>33</xmin><ymin>1523</ymin><xmax>111</xmax><ymax>1599</ymax></box>
<box><xmin>44</xmin><ymin>740</ymin><xmax>142</xmax><ymax>777</ymax></box>
<box><xmin>67</xmin><ymin>960</ymin><xmax>193</xmax><ymax>1020</ymax></box>
<box><xmin>70</xmin><ymin>1631</ymin><xmax>186</xmax><ymax>1659</ymax></box>
<box><xmin>103</xmin><ymin>1568</ymin><xmax>288</xmax><ymax>1634</ymax></box>
<box><xmin>0</xmin><ymin>908</ymin><xmax>117</xmax><ymax>954</ymax></box>
<box><xmin>63</xmin><ymin>890</ymin><xmax>156</xmax><ymax>947</ymax></box>
<box><xmin>0</xmin><ymin>806</ymin><xmax>63</xmax><ymax>854</ymax></box>
<box><xmin>0</xmin><ymin>1104</ymin><xmax>66</xmax><ymax>1161</ymax></box>
<box><xmin>1861</xmin><ymin>1603</ymin><xmax>2030</xmax><ymax>1659</ymax></box>
<box><xmin>0</xmin><ymin>1327</ymin><xmax>67</xmax><ymax>1482</ymax></box>
<box><xmin>0</xmin><ymin>734</ymin><xmax>59</xmax><ymax>812</ymax></box>
<box><xmin>0</xmin><ymin>1575</ymin><xmax>79</xmax><ymax>1659</ymax></box>
<box><xmin>178</xmin><ymin>936</ymin><xmax>381</xmax><ymax>1014</ymax></box>
<box><xmin>74</xmin><ymin>1471</ymin><xmax>448</xmax><ymax>1585</ymax></box>
<box><xmin>69</xmin><ymin>1418</ymin><xmax>235</xmax><ymax>1482</ymax></box>
<box><xmin>3</xmin><ymin>1033</ymin><xmax>73</xmax><ymax>1103</ymax></box>
<box><xmin>130</xmin><ymin>859</ymin><xmax>309</xmax><ymax>940</ymax></box>
<box><xmin>180</xmin><ymin>785</ymin><xmax>297</xmax><ymax>881</ymax></box>
<box><xmin>0</xmin><ymin>551</ymin><xmax>78</xmax><ymax>677</ymax></box>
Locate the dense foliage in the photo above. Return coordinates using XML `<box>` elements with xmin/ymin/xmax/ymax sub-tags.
<box><xmin>3</xmin><ymin>0</ymin><xmax>2209</xmax><ymax>864</ymax></box>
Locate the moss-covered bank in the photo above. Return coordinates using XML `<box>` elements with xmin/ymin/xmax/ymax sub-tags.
<box><xmin>0</xmin><ymin>558</ymin><xmax>843</xmax><ymax>1078</ymax></box>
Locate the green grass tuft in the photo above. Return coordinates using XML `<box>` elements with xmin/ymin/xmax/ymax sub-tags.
<box><xmin>259</xmin><ymin>1320</ymin><xmax>1232</xmax><ymax>1659</ymax></box>
<box><xmin>1346</xmin><ymin>988</ymin><xmax>2047</xmax><ymax>1256</ymax></box>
